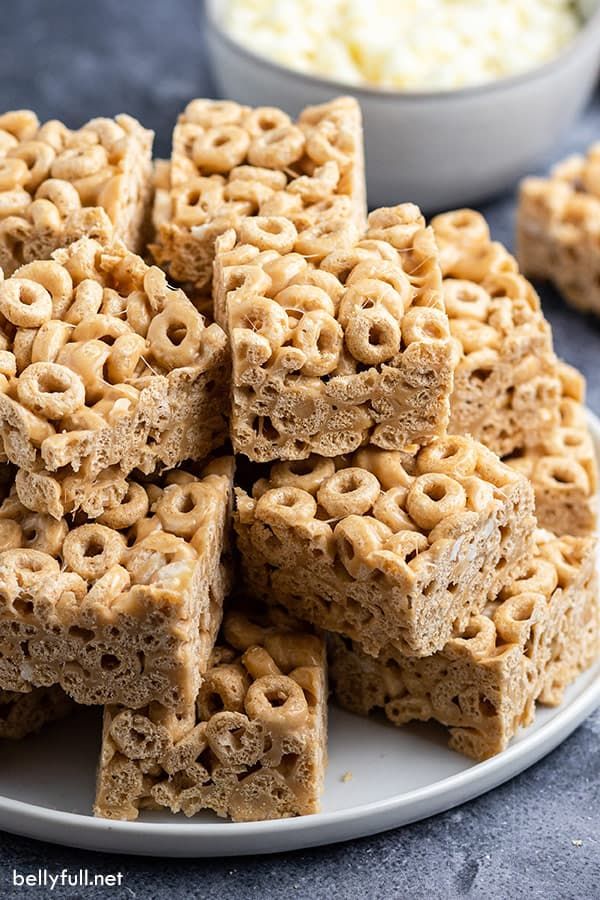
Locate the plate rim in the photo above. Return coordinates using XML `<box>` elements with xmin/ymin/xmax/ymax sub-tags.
<box><xmin>0</xmin><ymin>411</ymin><xmax>598</xmax><ymax>856</ymax></box>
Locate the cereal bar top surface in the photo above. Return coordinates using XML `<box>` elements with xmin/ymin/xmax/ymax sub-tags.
<box><xmin>0</xmin><ymin>238</ymin><xmax>227</xmax><ymax>458</ymax></box>
<box><xmin>541</xmin><ymin>360</ymin><xmax>590</xmax><ymax>453</ymax></box>
<box><xmin>218</xmin><ymin>203</ymin><xmax>446</xmax><ymax>381</ymax></box>
<box><xmin>0</xmin><ymin>111</ymin><xmax>152</xmax><ymax>246</ymax></box>
<box><xmin>98</xmin><ymin>610</ymin><xmax>326</xmax><ymax>821</ymax></box>
<box><xmin>507</xmin><ymin>361</ymin><xmax>597</xmax><ymax>490</ymax></box>
<box><xmin>431</xmin><ymin>209</ymin><xmax>551</xmax><ymax>352</ymax></box>
<box><xmin>520</xmin><ymin>142</ymin><xmax>600</xmax><ymax>223</ymax></box>
<box><xmin>166</xmin><ymin>96</ymin><xmax>365</xmax><ymax>231</ymax></box>
<box><xmin>441</xmin><ymin>529</ymin><xmax>596</xmax><ymax>667</ymax></box>
<box><xmin>237</xmin><ymin>435</ymin><xmax>527</xmax><ymax>586</ymax></box>
<box><xmin>0</xmin><ymin>457</ymin><xmax>233</xmax><ymax>623</ymax></box>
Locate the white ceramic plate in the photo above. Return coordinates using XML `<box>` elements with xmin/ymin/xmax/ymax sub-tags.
<box><xmin>0</xmin><ymin>415</ymin><xmax>598</xmax><ymax>858</ymax></box>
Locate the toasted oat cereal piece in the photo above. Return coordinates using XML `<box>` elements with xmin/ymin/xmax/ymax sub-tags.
<box><xmin>505</xmin><ymin>362</ymin><xmax>598</xmax><ymax>536</ymax></box>
<box><xmin>0</xmin><ymin>237</ymin><xmax>229</xmax><ymax>518</ymax></box>
<box><xmin>0</xmin><ymin>458</ymin><xmax>233</xmax><ymax>710</ymax></box>
<box><xmin>517</xmin><ymin>144</ymin><xmax>600</xmax><ymax>316</ymax></box>
<box><xmin>0</xmin><ymin>685</ymin><xmax>74</xmax><ymax>739</ymax></box>
<box><xmin>329</xmin><ymin>530</ymin><xmax>599</xmax><ymax>761</ymax></box>
<box><xmin>235</xmin><ymin>435</ymin><xmax>536</xmax><ymax>658</ymax></box>
<box><xmin>0</xmin><ymin>110</ymin><xmax>153</xmax><ymax>275</ymax></box>
<box><xmin>94</xmin><ymin>609</ymin><xmax>327</xmax><ymax>822</ymax></box>
<box><xmin>150</xmin><ymin>96</ymin><xmax>366</xmax><ymax>296</ymax></box>
<box><xmin>431</xmin><ymin>209</ymin><xmax>561</xmax><ymax>457</ymax></box>
<box><xmin>215</xmin><ymin>203</ymin><xmax>456</xmax><ymax>461</ymax></box>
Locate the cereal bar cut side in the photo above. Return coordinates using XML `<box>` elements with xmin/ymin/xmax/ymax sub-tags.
<box><xmin>0</xmin><ymin>238</ymin><xmax>229</xmax><ymax>518</ymax></box>
<box><xmin>505</xmin><ymin>362</ymin><xmax>598</xmax><ymax>536</ymax></box>
<box><xmin>0</xmin><ymin>110</ymin><xmax>153</xmax><ymax>275</ymax></box>
<box><xmin>0</xmin><ymin>458</ymin><xmax>233</xmax><ymax>710</ymax></box>
<box><xmin>94</xmin><ymin>611</ymin><xmax>327</xmax><ymax>822</ymax></box>
<box><xmin>517</xmin><ymin>145</ymin><xmax>600</xmax><ymax>316</ymax></box>
<box><xmin>235</xmin><ymin>437</ymin><xmax>536</xmax><ymax>659</ymax></box>
<box><xmin>329</xmin><ymin>531</ymin><xmax>598</xmax><ymax>761</ymax></box>
<box><xmin>0</xmin><ymin>685</ymin><xmax>74</xmax><ymax>740</ymax></box>
<box><xmin>432</xmin><ymin>209</ymin><xmax>561</xmax><ymax>457</ymax></box>
<box><xmin>150</xmin><ymin>96</ymin><xmax>366</xmax><ymax>296</ymax></box>
<box><xmin>215</xmin><ymin>203</ymin><xmax>456</xmax><ymax>461</ymax></box>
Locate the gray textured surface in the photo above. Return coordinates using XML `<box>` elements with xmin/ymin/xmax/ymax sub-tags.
<box><xmin>0</xmin><ymin>1</ymin><xmax>599</xmax><ymax>897</ymax></box>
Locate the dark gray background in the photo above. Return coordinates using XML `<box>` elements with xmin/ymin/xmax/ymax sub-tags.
<box><xmin>0</xmin><ymin>1</ymin><xmax>599</xmax><ymax>897</ymax></box>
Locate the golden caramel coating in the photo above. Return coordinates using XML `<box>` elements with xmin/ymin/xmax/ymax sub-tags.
<box><xmin>150</xmin><ymin>97</ymin><xmax>366</xmax><ymax>296</ymax></box>
<box><xmin>0</xmin><ymin>238</ymin><xmax>229</xmax><ymax>518</ymax></box>
<box><xmin>0</xmin><ymin>110</ymin><xmax>153</xmax><ymax>274</ymax></box>
<box><xmin>518</xmin><ymin>143</ymin><xmax>600</xmax><ymax>316</ymax></box>
<box><xmin>330</xmin><ymin>530</ymin><xmax>599</xmax><ymax>761</ymax></box>
<box><xmin>0</xmin><ymin>458</ymin><xmax>233</xmax><ymax>710</ymax></box>
<box><xmin>505</xmin><ymin>361</ymin><xmax>597</xmax><ymax>536</ymax></box>
<box><xmin>431</xmin><ymin>209</ymin><xmax>561</xmax><ymax>457</ymax></box>
<box><xmin>235</xmin><ymin>435</ymin><xmax>536</xmax><ymax>658</ymax></box>
<box><xmin>94</xmin><ymin>610</ymin><xmax>327</xmax><ymax>823</ymax></box>
<box><xmin>216</xmin><ymin>203</ymin><xmax>456</xmax><ymax>462</ymax></box>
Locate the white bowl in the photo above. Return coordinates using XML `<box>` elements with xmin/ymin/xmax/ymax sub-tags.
<box><xmin>205</xmin><ymin>0</ymin><xmax>600</xmax><ymax>212</ymax></box>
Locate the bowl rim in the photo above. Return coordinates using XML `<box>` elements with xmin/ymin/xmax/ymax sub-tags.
<box><xmin>204</xmin><ymin>0</ymin><xmax>600</xmax><ymax>102</ymax></box>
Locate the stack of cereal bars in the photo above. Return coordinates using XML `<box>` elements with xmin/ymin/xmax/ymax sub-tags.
<box><xmin>0</xmin><ymin>97</ymin><xmax>596</xmax><ymax>824</ymax></box>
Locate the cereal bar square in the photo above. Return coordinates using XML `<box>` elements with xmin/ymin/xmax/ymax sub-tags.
<box><xmin>94</xmin><ymin>610</ymin><xmax>327</xmax><ymax>822</ymax></box>
<box><xmin>235</xmin><ymin>436</ymin><xmax>536</xmax><ymax>658</ymax></box>
<box><xmin>431</xmin><ymin>210</ymin><xmax>561</xmax><ymax>457</ymax></box>
<box><xmin>0</xmin><ymin>110</ymin><xmax>153</xmax><ymax>274</ymax></box>
<box><xmin>0</xmin><ymin>685</ymin><xmax>74</xmax><ymax>740</ymax></box>
<box><xmin>215</xmin><ymin>204</ymin><xmax>456</xmax><ymax>461</ymax></box>
<box><xmin>505</xmin><ymin>362</ymin><xmax>598</xmax><ymax>536</ymax></box>
<box><xmin>150</xmin><ymin>96</ymin><xmax>366</xmax><ymax>296</ymax></box>
<box><xmin>517</xmin><ymin>144</ymin><xmax>600</xmax><ymax>315</ymax></box>
<box><xmin>329</xmin><ymin>530</ymin><xmax>599</xmax><ymax>760</ymax></box>
<box><xmin>0</xmin><ymin>238</ymin><xmax>229</xmax><ymax>519</ymax></box>
<box><xmin>0</xmin><ymin>458</ymin><xmax>233</xmax><ymax>710</ymax></box>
